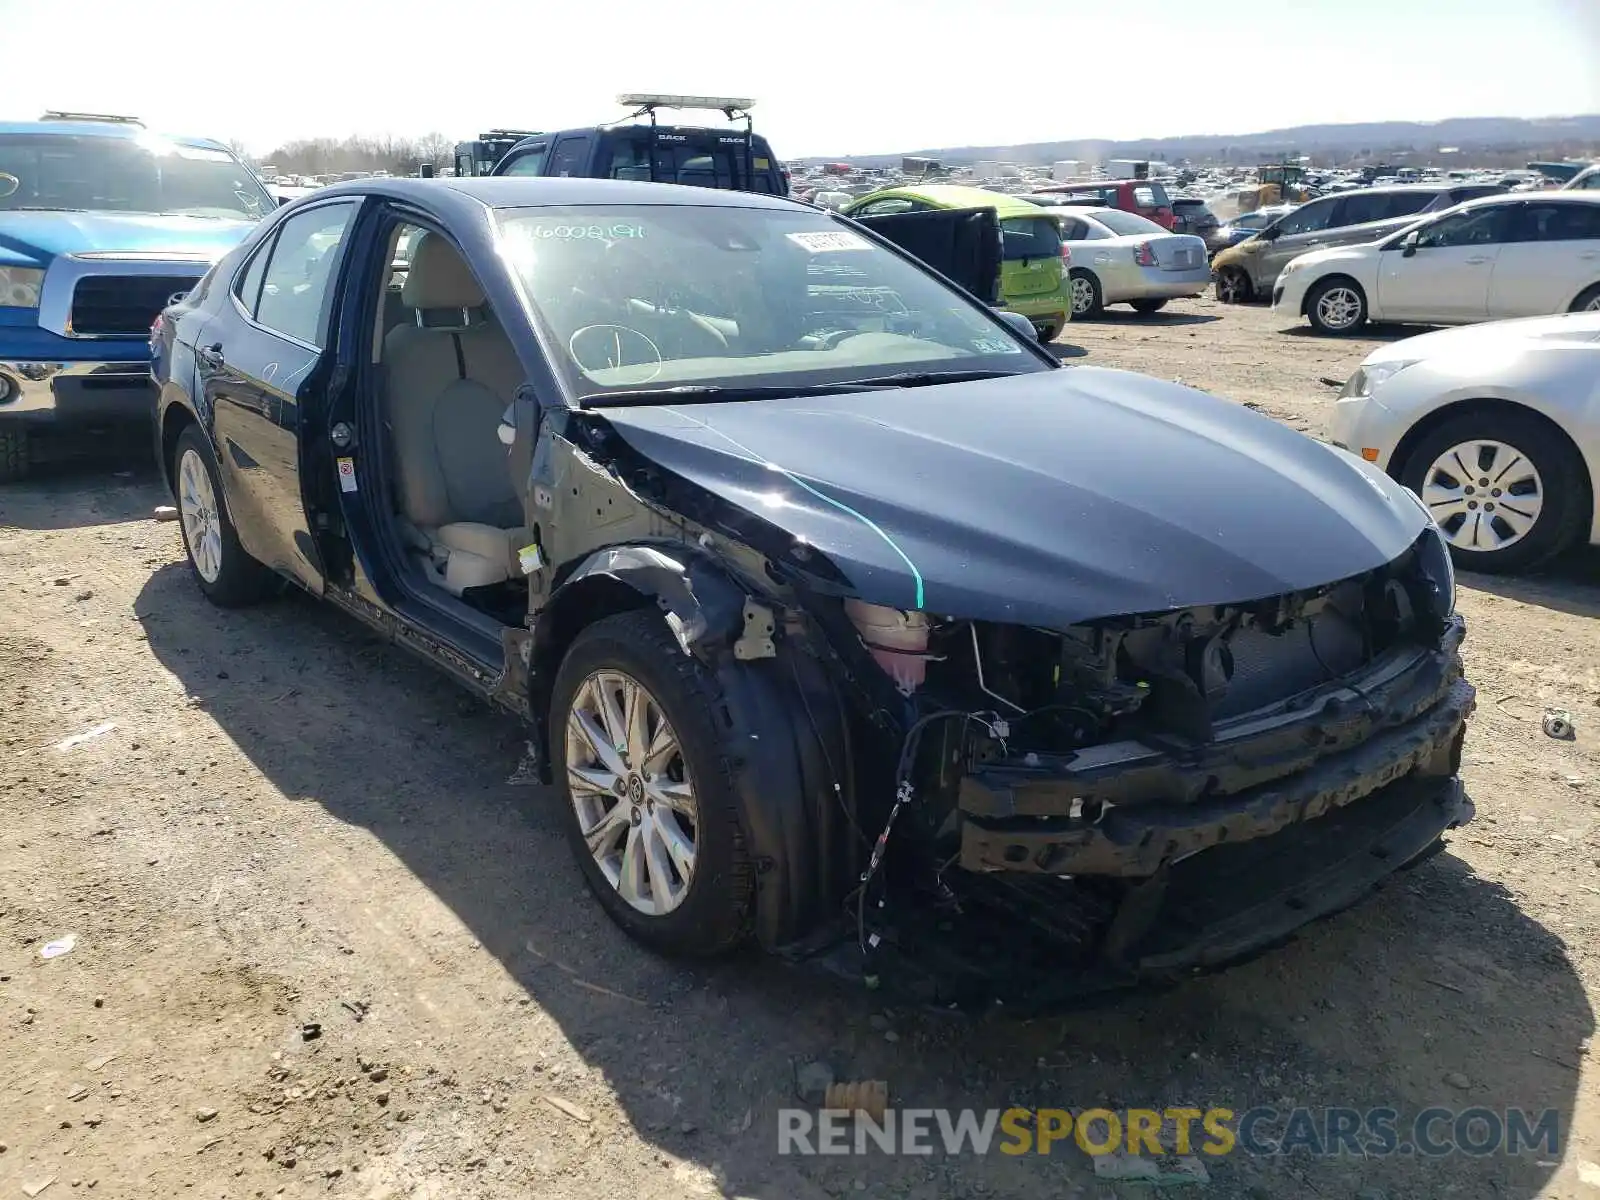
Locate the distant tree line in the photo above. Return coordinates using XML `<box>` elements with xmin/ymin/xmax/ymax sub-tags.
<box><xmin>255</xmin><ymin>133</ymin><xmax>457</xmax><ymax>178</ymax></box>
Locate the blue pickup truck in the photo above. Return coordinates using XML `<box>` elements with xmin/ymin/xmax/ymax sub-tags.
<box><xmin>0</xmin><ymin>112</ymin><xmax>271</xmax><ymax>479</ymax></box>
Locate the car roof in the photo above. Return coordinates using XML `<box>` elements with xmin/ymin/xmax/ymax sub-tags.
<box><xmin>0</xmin><ymin>119</ymin><xmax>228</xmax><ymax>151</ymax></box>
<box><xmin>857</xmin><ymin>184</ymin><xmax>1047</xmax><ymax>216</ymax></box>
<box><xmin>1455</xmin><ymin>190</ymin><xmax>1600</xmax><ymax>209</ymax></box>
<box><xmin>311</xmin><ymin>175</ymin><xmax>808</xmax><ymax>211</ymax></box>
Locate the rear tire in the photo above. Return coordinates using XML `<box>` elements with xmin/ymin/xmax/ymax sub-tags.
<box><xmin>1214</xmin><ymin>267</ymin><xmax>1252</xmax><ymax>304</ymax></box>
<box><xmin>1570</xmin><ymin>283</ymin><xmax>1600</xmax><ymax>313</ymax></box>
<box><xmin>1398</xmin><ymin>410</ymin><xmax>1588</xmax><ymax>574</ymax></box>
<box><xmin>1305</xmin><ymin>277</ymin><xmax>1368</xmax><ymax>335</ymax></box>
<box><xmin>1130</xmin><ymin>298</ymin><xmax>1168</xmax><ymax>314</ymax></box>
<box><xmin>550</xmin><ymin>610</ymin><xmax>755</xmax><ymax>958</ymax></box>
<box><xmin>1068</xmin><ymin>269</ymin><xmax>1103</xmax><ymax>318</ymax></box>
<box><xmin>173</xmin><ymin>426</ymin><xmax>271</xmax><ymax>607</ymax></box>
<box><xmin>0</xmin><ymin>428</ymin><xmax>28</xmax><ymax>483</ymax></box>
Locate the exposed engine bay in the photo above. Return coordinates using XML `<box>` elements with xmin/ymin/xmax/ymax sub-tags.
<box><xmin>812</xmin><ymin>533</ymin><xmax>1473</xmax><ymax>1011</ymax></box>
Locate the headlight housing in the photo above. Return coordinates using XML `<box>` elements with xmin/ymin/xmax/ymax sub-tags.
<box><xmin>1339</xmin><ymin>359</ymin><xmax>1417</xmax><ymax>400</ymax></box>
<box><xmin>1402</xmin><ymin>487</ymin><xmax>1456</xmax><ymax>616</ymax></box>
<box><xmin>0</xmin><ymin>266</ymin><xmax>45</xmax><ymax>309</ymax></box>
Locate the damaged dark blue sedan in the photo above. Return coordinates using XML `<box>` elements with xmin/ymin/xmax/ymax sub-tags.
<box><xmin>150</xmin><ymin>177</ymin><xmax>1474</xmax><ymax>1011</ymax></box>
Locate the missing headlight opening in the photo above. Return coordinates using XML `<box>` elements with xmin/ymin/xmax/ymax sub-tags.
<box><xmin>822</xmin><ymin>528</ymin><xmax>1470</xmax><ymax>1011</ymax></box>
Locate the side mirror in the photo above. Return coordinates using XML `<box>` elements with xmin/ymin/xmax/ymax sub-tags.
<box><xmin>1400</xmin><ymin>231</ymin><xmax>1420</xmax><ymax>257</ymax></box>
<box><xmin>995</xmin><ymin>310</ymin><xmax>1041</xmax><ymax>342</ymax></box>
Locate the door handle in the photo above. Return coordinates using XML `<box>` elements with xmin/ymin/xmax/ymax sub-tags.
<box><xmin>197</xmin><ymin>342</ymin><xmax>224</xmax><ymax>367</ymax></box>
<box><xmin>1465</xmin><ymin>256</ymin><xmax>1490</xmax><ymax>265</ymax></box>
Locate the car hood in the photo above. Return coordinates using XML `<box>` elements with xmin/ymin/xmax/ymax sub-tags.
<box><xmin>0</xmin><ymin>209</ymin><xmax>256</xmax><ymax>268</ymax></box>
<box><xmin>598</xmin><ymin>367</ymin><xmax>1428</xmax><ymax>626</ymax></box>
<box><xmin>1364</xmin><ymin>311</ymin><xmax>1600</xmax><ymax>365</ymax></box>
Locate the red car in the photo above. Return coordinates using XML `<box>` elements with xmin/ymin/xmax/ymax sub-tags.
<box><xmin>1033</xmin><ymin>179</ymin><xmax>1176</xmax><ymax>230</ymax></box>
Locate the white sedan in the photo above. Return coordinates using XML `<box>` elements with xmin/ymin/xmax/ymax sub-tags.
<box><xmin>1018</xmin><ymin>199</ymin><xmax>1212</xmax><ymax>317</ymax></box>
<box><xmin>1273</xmin><ymin>193</ymin><xmax>1600</xmax><ymax>335</ymax></box>
<box><xmin>1329</xmin><ymin>311</ymin><xmax>1600</xmax><ymax>573</ymax></box>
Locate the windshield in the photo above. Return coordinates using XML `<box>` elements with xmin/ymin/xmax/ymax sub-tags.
<box><xmin>1092</xmin><ymin>209</ymin><xmax>1167</xmax><ymax>237</ymax></box>
<box><xmin>497</xmin><ymin>203</ymin><xmax>1046</xmax><ymax>399</ymax></box>
<box><xmin>0</xmin><ymin>132</ymin><xmax>271</xmax><ymax>219</ymax></box>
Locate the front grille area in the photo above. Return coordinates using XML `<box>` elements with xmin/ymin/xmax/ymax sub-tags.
<box><xmin>70</xmin><ymin>275</ymin><xmax>200</xmax><ymax>337</ymax></box>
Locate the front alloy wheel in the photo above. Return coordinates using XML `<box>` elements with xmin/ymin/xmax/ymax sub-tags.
<box><xmin>1400</xmin><ymin>412</ymin><xmax>1587</xmax><ymax>574</ymax></box>
<box><xmin>550</xmin><ymin>610</ymin><xmax>755</xmax><ymax>956</ymax></box>
<box><xmin>1306</xmin><ymin>278</ymin><xmax>1368</xmax><ymax>334</ymax></box>
<box><xmin>565</xmin><ymin>669</ymin><xmax>698</xmax><ymax>917</ymax></box>
<box><xmin>1420</xmin><ymin>439</ymin><xmax>1543</xmax><ymax>556</ymax></box>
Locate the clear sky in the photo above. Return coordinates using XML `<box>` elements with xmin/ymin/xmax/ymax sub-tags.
<box><xmin>2</xmin><ymin>0</ymin><xmax>1596</xmax><ymax>157</ymax></box>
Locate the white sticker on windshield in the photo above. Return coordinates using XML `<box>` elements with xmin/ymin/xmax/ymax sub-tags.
<box><xmin>786</xmin><ymin>230</ymin><xmax>871</xmax><ymax>253</ymax></box>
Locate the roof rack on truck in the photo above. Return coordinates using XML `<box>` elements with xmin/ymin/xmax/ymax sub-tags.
<box><xmin>39</xmin><ymin>111</ymin><xmax>145</xmax><ymax>126</ymax></box>
<box><xmin>614</xmin><ymin>94</ymin><xmax>757</xmax><ymax>189</ymax></box>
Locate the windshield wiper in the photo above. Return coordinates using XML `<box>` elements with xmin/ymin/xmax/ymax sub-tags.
<box><xmin>843</xmin><ymin>369</ymin><xmax>1026</xmax><ymax>387</ymax></box>
<box><xmin>577</xmin><ymin>382</ymin><xmax>894</xmax><ymax>409</ymax></box>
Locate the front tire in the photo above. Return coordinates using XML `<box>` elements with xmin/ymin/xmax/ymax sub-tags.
<box><xmin>1214</xmin><ymin>267</ymin><xmax>1252</xmax><ymax>304</ymax></box>
<box><xmin>0</xmin><ymin>428</ymin><xmax>28</xmax><ymax>483</ymax></box>
<box><xmin>1399</xmin><ymin>411</ymin><xmax>1588</xmax><ymax>574</ymax></box>
<box><xmin>1305</xmin><ymin>277</ymin><xmax>1368</xmax><ymax>334</ymax></box>
<box><xmin>550</xmin><ymin>610</ymin><xmax>754</xmax><ymax>957</ymax></box>
<box><xmin>1068</xmin><ymin>269</ymin><xmax>1104</xmax><ymax>318</ymax></box>
<box><xmin>173</xmin><ymin>426</ymin><xmax>271</xmax><ymax>606</ymax></box>
<box><xmin>1130</xmin><ymin>298</ymin><xmax>1168</xmax><ymax>314</ymax></box>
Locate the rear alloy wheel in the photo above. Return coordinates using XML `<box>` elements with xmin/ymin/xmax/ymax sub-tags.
<box><xmin>1400</xmin><ymin>413</ymin><xmax>1587</xmax><ymax>573</ymax></box>
<box><xmin>1305</xmin><ymin>277</ymin><xmax>1368</xmax><ymax>335</ymax></box>
<box><xmin>1068</xmin><ymin>269</ymin><xmax>1103</xmax><ymax>318</ymax></box>
<box><xmin>1571</xmin><ymin>284</ymin><xmax>1600</xmax><ymax>313</ymax></box>
<box><xmin>1033</xmin><ymin>321</ymin><xmax>1059</xmax><ymax>342</ymax></box>
<box><xmin>551</xmin><ymin>610</ymin><xmax>754</xmax><ymax>956</ymax></box>
<box><xmin>1214</xmin><ymin>267</ymin><xmax>1252</xmax><ymax>304</ymax></box>
<box><xmin>1130</xmin><ymin>298</ymin><xmax>1168</xmax><ymax>314</ymax></box>
<box><xmin>173</xmin><ymin>426</ymin><xmax>271</xmax><ymax>606</ymax></box>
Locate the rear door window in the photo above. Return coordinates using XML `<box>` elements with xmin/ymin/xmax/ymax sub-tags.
<box><xmin>251</xmin><ymin>202</ymin><xmax>359</xmax><ymax>346</ymax></box>
<box><xmin>1334</xmin><ymin>192</ymin><xmax>1391</xmax><ymax>226</ymax></box>
<box><xmin>1509</xmin><ymin>203</ymin><xmax>1600</xmax><ymax>242</ymax></box>
<box><xmin>1391</xmin><ymin>190</ymin><xmax>1441</xmax><ymax>217</ymax></box>
<box><xmin>1000</xmin><ymin>217</ymin><xmax>1062</xmax><ymax>260</ymax></box>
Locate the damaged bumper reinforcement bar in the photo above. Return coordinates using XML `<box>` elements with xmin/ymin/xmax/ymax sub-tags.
<box><xmin>958</xmin><ymin>615</ymin><xmax>1473</xmax><ymax>878</ymax></box>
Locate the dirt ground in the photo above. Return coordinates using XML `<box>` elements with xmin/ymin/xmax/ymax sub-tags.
<box><xmin>3</xmin><ymin>296</ymin><xmax>1599</xmax><ymax>1200</ymax></box>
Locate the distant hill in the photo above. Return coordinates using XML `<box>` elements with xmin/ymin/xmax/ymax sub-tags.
<box><xmin>802</xmin><ymin>115</ymin><xmax>1600</xmax><ymax>168</ymax></box>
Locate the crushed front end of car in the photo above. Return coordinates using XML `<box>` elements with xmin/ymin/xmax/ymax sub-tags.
<box><xmin>789</xmin><ymin>528</ymin><xmax>1473</xmax><ymax>1013</ymax></box>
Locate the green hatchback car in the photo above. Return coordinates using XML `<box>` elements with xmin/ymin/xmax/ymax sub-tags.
<box><xmin>843</xmin><ymin>185</ymin><xmax>1072</xmax><ymax>340</ymax></box>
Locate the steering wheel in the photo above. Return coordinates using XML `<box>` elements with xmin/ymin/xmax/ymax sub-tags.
<box><xmin>569</xmin><ymin>324</ymin><xmax>663</xmax><ymax>384</ymax></box>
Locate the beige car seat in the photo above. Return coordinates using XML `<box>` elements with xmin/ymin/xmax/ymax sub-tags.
<box><xmin>382</xmin><ymin>233</ymin><xmax>526</xmax><ymax>595</ymax></box>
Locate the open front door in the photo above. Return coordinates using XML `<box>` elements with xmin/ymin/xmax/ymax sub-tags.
<box><xmin>851</xmin><ymin>206</ymin><xmax>1003</xmax><ymax>305</ymax></box>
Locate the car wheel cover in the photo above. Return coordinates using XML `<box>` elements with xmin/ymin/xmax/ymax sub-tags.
<box><xmin>1070</xmin><ymin>276</ymin><xmax>1096</xmax><ymax>314</ymax></box>
<box><xmin>1421</xmin><ymin>439</ymin><xmax>1544</xmax><ymax>553</ymax></box>
<box><xmin>178</xmin><ymin>448</ymin><xmax>224</xmax><ymax>584</ymax></box>
<box><xmin>1217</xmin><ymin>270</ymin><xmax>1246</xmax><ymax>302</ymax></box>
<box><xmin>1315</xmin><ymin>286</ymin><xmax>1363</xmax><ymax>330</ymax></box>
<box><xmin>565</xmin><ymin>669</ymin><xmax>698</xmax><ymax>917</ymax></box>
<box><xmin>1584</xmin><ymin>293</ymin><xmax>1600</xmax><ymax>312</ymax></box>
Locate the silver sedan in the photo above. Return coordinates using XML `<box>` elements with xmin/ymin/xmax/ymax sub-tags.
<box><xmin>1329</xmin><ymin>311</ymin><xmax>1600</xmax><ymax>573</ymax></box>
<box><xmin>1020</xmin><ymin>199</ymin><xmax>1213</xmax><ymax>317</ymax></box>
